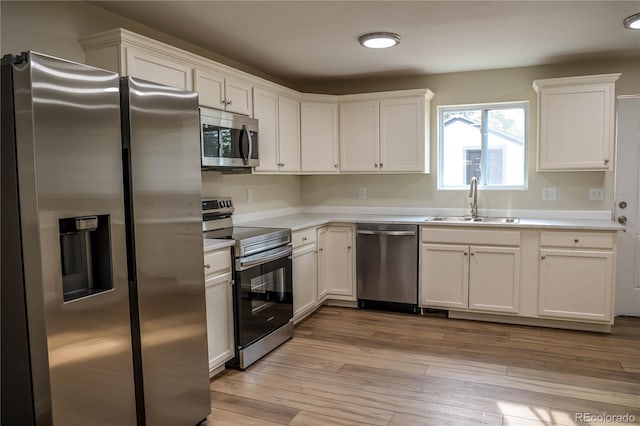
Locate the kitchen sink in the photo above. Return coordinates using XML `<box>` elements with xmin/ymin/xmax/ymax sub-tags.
<box><xmin>426</xmin><ymin>216</ymin><xmax>519</xmax><ymax>224</ymax></box>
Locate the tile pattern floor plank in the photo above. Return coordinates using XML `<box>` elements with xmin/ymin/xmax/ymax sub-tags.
<box><xmin>206</xmin><ymin>307</ymin><xmax>640</xmax><ymax>425</ymax></box>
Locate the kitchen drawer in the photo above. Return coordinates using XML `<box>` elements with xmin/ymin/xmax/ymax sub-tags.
<box><xmin>204</xmin><ymin>248</ymin><xmax>231</xmax><ymax>276</ymax></box>
<box><xmin>292</xmin><ymin>227</ymin><xmax>317</xmax><ymax>248</ymax></box>
<box><xmin>421</xmin><ymin>227</ymin><xmax>520</xmax><ymax>246</ymax></box>
<box><xmin>540</xmin><ymin>231</ymin><xmax>614</xmax><ymax>249</ymax></box>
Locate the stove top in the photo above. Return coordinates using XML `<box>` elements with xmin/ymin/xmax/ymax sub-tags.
<box><xmin>202</xmin><ymin>197</ymin><xmax>291</xmax><ymax>257</ymax></box>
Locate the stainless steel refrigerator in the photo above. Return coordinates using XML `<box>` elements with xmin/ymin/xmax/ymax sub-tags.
<box><xmin>1</xmin><ymin>51</ymin><xmax>210</xmax><ymax>425</ymax></box>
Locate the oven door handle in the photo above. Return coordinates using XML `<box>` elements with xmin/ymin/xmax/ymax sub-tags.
<box><xmin>236</xmin><ymin>245</ymin><xmax>292</xmax><ymax>271</ymax></box>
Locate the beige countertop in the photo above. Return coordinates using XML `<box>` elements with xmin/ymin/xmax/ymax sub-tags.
<box><xmin>237</xmin><ymin>213</ymin><xmax>624</xmax><ymax>232</ymax></box>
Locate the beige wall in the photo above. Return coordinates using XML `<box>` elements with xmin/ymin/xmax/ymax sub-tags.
<box><xmin>202</xmin><ymin>172</ymin><xmax>301</xmax><ymax>214</ymax></box>
<box><xmin>3</xmin><ymin>1</ymin><xmax>637</xmax><ymax>214</ymax></box>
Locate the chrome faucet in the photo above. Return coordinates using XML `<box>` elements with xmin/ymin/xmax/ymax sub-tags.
<box><xmin>468</xmin><ymin>176</ymin><xmax>479</xmax><ymax>218</ymax></box>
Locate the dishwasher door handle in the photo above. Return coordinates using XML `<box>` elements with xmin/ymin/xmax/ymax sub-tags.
<box><xmin>356</xmin><ymin>230</ymin><xmax>416</xmax><ymax>236</ymax></box>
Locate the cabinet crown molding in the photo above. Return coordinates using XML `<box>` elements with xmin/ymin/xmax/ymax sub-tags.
<box><xmin>532</xmin><ymin>73</ymin><xmax>621</xmax><ymax>92</ymax></box>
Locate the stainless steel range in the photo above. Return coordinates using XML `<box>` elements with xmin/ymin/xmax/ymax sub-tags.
<box><xmin>203</xmin><ymin>198</ymin><xmax>293</xmax><ymax>369</ymax></box>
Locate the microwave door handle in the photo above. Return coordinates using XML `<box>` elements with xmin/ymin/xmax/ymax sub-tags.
<box><xmin>246</xmin><ymin>127</ymin><xmax>253</xmax><ymax>163</ymax></box>
<box><xmin>239</xmin><ymin>125</ymin><xmax>249</xmax><ymax>165</ymax></box>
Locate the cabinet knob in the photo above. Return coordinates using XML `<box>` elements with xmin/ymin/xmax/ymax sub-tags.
<box><xmin>374</xmin><ymin>163</ymin><xmax>379</xmax><ymax>168</ymax></box>
<box><xmin>227</xmin><ymin>100</ymin><xmax>233</xmax><ymax>106</ymax></box>
<box><xmin>604</xmin><ymin>158</ymin><xmax>610</xmax><ymax>165</ymax></box>
<box><xmin>204</xmin><ymin>264</ymin><xmax>211</xmax><ymax>269</ymax></box>
<box><xmin>347</xmin><ymin>246</ymin><xmax>352</xmax><ymax>250</ymax></box>
<box><xmin>319</xmin><ymin>248</ymin><xmax>324</xmax><ymax>252</ymax></box>
<box><xmin>334</xmin><ymin>164</ymin><xmax>338</xmax><ymax>168</ymax></box>
<box><xmin>541</xmin><ymin>255</ymin><xmax>546</xmax><ymax>260</ymax></box>
<box><xmin>464</xmin><ymin>252</ymin><xmax>468</xmax><ymax>256</ymax></box>
<box><xmin>574</xmin><ymin>238</ymin><xmax>579</xmax><ymax>243</ymax></box>
<box><xmin>380</xmin><ymin>163</ymin><xmax>383</xmax><ymax>168</ymax></box>
<box><xmin>302</xmin><ymin>237</ymin><xmax>307</xmax><ymax>241</ymax></box>
<box><xmin>220</xmin><ymin>100</ymin><xmax>226</xmax><ymax>105</ymax></box>
<box><xmin>470</xmin><ymin>252</ymin><xmax>475</xmax><ymax>256</ymax></box>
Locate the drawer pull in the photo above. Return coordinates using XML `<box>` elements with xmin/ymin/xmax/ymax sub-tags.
<box><xmin>574</xmin><ymin>238</ymin><xmax>579</xmax><ymax>243</ymax></box>
<box><xmin>541</xmin><ymin>255</ymin><xmax>546</xmax><ymax>260</ymax></box>
<box><xmin>204</xmin><ymin>264</ymin><xmax>211</xmax><ymax>269</ymax></box>
<box><xmin>302</xmin><ymin>237</ymin><xmax>307</xmax><ymax>241</ymax></box>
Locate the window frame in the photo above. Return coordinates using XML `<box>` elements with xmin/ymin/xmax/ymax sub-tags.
<box><xmin>437</xmin><ymin>101</ymin><xmax>529</xmax><ymax>191</ymax></box>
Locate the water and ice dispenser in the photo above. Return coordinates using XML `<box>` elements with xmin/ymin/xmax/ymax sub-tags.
<box><xmin>59</xmin><ymin>215</ymin><xmax>113</xmax><ymax>302</ymax></box>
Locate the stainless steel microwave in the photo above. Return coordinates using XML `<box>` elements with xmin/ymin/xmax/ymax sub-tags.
<box><xmin>200</xmin><ymin>107</ymin><xmax>259</xmax><ymax>170</ymax></box>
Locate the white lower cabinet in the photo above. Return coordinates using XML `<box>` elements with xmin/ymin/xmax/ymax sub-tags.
<box><xmin>203</xmin><ymin>247</ymin><xmax>234</xmax><ymax>377</ymax></box>
<box><xmin>317</xmin><ymin>226</ymin><xmax>355</xmax><ymax>300</ymax></box>
<box><xmin>420</xmin><ymin>228</ymin><xmax>520</xmax><ymax>314</ymax></box>
<box><xmin>421</xmin><ymin>244</ymin><xmax>469</xmax><ymax>309</ymax></box>
<box><xmin>468</xmin><ymin>246</ymin><xmax>520</xmax><ymax>313</ymax></box>
<box><xmin>537</xmin><ymin>231</ymin><xmax>615</xmax><ymax>323</ymax></box>
<box><xmin>292</xmin><ymin>228</ymin><xmax>318</xmax><ymax>322</ymax></box>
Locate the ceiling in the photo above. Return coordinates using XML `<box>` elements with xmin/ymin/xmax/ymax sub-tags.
<box><xmin>91</xmin><ymin>1</ymin><xmax>640</xmax><ymax>84</ymax></box>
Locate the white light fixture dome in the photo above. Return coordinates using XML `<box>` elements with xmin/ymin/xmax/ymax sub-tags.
<box><xmin>623</xmin><ymin>12</ymin><xmax>640</xmax><ymax>29</ymax></box>
<box><xmin>358</xmin><ymin>32</ymin><xmax>400</xmax><ymax>49</ymax></box>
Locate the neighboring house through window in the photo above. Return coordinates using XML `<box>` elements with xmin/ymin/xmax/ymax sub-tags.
<box><xmin>438</xmin><ymin>102</ymin><xmax>527</xmax><ymax>189</ymax></box>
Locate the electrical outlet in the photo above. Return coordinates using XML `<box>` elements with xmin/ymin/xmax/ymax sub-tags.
<box><xmin>589</xmin><ymin>188</ymin><xmax>604</xmax><ymax>201</ymax></box>
<box><xmin>358</xmin><ymin>187</ymin><xmax>367</xmax><ymax>200</ymax></box>
<box><xmin>247</xmin><ymin>188</ymin><xmax>253</xmax><ymax>203</ymax></box>
<box><xmin>542</xmin><ymin>187</ymin><xmax>557</xmax><ymax>201</ymax></box>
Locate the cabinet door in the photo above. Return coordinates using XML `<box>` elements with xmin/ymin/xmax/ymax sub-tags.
<box><xmin>538</xmin><ymin>249</ymin><xmax>613</xmax><ymax>322</ymax></box>
<box><xmin>253</xmin><ymin>87</ymin><xmax>279</xmax><ymax>172</ymax></box>
<box><xmin>277</xmin><ymin>96</ymin><xmax>301</xmax><ymax>172</ymax></box>
<box><xmin>125</xmin><ymin>46</ymin><xmax>192</xmax><ymax>90</ymax></box>
<box><xmin>380</xmin><ymin>97</ymin><xmax>425</xmax><ymax>172</ymax></box>
<box><xmin>538</xmin><ymin>84</ymin><xmax>614</xmax><ymax>170</ymax></box>
<box><xmin>318</xmin><ymin>226</ymin><xmax>354</xmax><ymax>298</ymax></box>
<box><xmin>339</xmin><ymin>101</ymin><xmax>379</xmax><ymax>172</ymax></box>
<box><xmin>469</xmin><ymin>246</ymin><xmax>520</xmax><ymax>313</ymax></box>
<box><xmin>194</xmin><ymin>69</ymin><xmax>225</xmax><ymax>109</ymax></box>
<box><xmin>225</xmin><ymin>77</ymin><xmax>253</xmax><ymax>116</ymax></box>
<box><xmin>421</xmin><ymin>244</ymin><xmax>469</xmax><ymax>309</ymax></box>
<box><xmin>205</xmin><ymin>272</ymin><xmax>234</xmax><ymax>375</ymax></box>
<box><xmin>300</xmin><ymin>102</ymin><xmax>339</xmax><ymax>173</ymax></box>
<box><xmin>293</xmin><ymin>244</ymin><xmax>318</xmax><ymax>321</ymax></box>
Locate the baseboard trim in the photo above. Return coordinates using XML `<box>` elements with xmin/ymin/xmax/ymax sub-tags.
<box><xmin>447</xmin><ymin>310</ymin><xmax>612</xmax><ymax>333</ymax></box>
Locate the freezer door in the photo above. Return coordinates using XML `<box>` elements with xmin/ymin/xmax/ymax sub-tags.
<box><xmin>11</xmin><ymin>52</ymin><xmax>136</xmax><ymax>425</ymax></box>
<box><xmin>122</xmin><ymin>77</ymin><xmax>210</xmax><ymax>425</ymax></box>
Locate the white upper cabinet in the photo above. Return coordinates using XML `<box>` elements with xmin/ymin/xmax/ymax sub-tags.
<box><xmin>277</xmin><ymin>95</ymin><xmax>301</xmax><ymax>172</ymax></box>
<box><xmin>340</xmin><ymin>101</ymin><xmax>380</xmax><ymax>172</ymax></box>
<box><xmin>380</xmin><ymin>96</ymin><xmax>426</xmax><ymax>172</ymax></box>
<box><xmin>253</xmin><ymin>87</ymin><xmax>300</xmax><ymax>173</ymax></box>
<box><xmin>194</xmin><ymin>69</ymin><xmax>252</xmax><ymax>116</ymax></box>
<box><xmin>253</xmin><ymin>88</ymin><xmax>279</xmax><ymax>172</ymax></box>
<box><xmin>339</xmin><ymin>90</ymin><xmax>433</xmax><ymax>173</ymax></box>
<box><xmin>124</xmin><ymin>46</ymin><xmax>193</xmax><ymax>90</ymax></box>
<box><xmin>80</xmin><ymin>29</ymin><xmax>434</xmax><ymax>176</ymax></box>
<box><xmin>300</xmin><ymin>102</ymin><xmax>339</xmax><ymax>173</ymax></box>
<box><xmin>533</xmin><ymin>74</ymin><xmax>620</xmax><ymax>171</ymax></box>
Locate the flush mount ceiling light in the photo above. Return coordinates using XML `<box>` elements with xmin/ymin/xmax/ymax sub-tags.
<box><xmin>623</xmin><ymin>12</ymin><xmax>640</xmax><ymax>29</ymax></box>
<box><xmin>358</xmin><ymin>32</ymin><xmax>400</xmax><ymax>49</ymax></box>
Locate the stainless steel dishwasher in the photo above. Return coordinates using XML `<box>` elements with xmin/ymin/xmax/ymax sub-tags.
<box><xmin>356</xmin><ymin>223</ymin><xmax>418</xmax><ymax>313</ymax></box>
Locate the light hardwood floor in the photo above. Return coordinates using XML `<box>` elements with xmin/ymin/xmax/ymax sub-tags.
<box><xmin>205</xmin><ymin>307</ymin><xmax>640</xmax><ymax>425</ymax></box>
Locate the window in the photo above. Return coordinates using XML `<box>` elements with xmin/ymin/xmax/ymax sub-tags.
<box><xmin>438</xmin><ymin>102</ymin><xmax>527</xmax><ymax>189</ymax></box>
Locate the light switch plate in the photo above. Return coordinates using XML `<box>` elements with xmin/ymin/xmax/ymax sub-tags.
<box><xmin>358</xmin><ymin>187</ymin><xmax>367</xmax><ymax>200</ymax></box>
<box><xmin>589</xmin><ymin>188</ymin><xmax>604</xmax><ymax>201</ymax></box>
<box><xmin>543</xmin><ymin>187</ymin><xmax>557</xmax><ymax>201</ymax></box>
